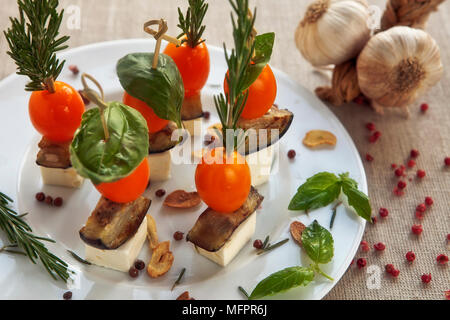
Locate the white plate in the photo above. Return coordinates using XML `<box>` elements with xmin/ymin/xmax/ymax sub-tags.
<box><xmin>0</xmin><ymin>39</ymin><xmax>366</xmax><ymax>300</ymax></box>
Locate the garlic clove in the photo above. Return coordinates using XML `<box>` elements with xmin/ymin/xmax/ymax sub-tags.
<box><xmin>295</xmin><ymin>0</ymin><xmax>372</xmax><ymax>67</ymax></box>
<box><xmin>357</xmin><ymin>26</ymin><xmax>443</xmax><ymax>109</ymax></box>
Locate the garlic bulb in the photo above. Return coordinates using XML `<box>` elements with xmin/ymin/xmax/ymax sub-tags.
<box><xmin>357</xmin><ymin>26</ymin><xmax>443</xmax><ymax>112</ymax></box>
<box><xmin>295</xmin><ymin>0</ymin><xmax>371</xmax><ymax>66</ymax></box>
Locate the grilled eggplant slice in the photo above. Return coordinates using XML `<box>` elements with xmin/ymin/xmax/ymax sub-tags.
<box><xmin>79</xmin><ymin>196</ymin><xmax>151</xmax><ymax>250</ymax></box>
<box><xmin>36</xmin><ymin>137</ymin><xmax>72</xmax><ymax>169</ymax></box>
<box><xmin>237</xmin><ymin>105</ymin><xmax>293</xmax><ymax>155</ymax></box>
<box><xmin>148</xmin><ymin>121</ymin><xmax>178</xmax><ymax>154</ymax></box>
<box><xmin>181</xmin><ymin>92</ymin><xmax>204</xmax><ymax>121</ymax></box>
<box><xmin>187</xmin><ymin>187</ymin><xmax>263</xmax><ymax>252</ymax></box>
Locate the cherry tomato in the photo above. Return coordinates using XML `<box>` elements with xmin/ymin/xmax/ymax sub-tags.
<box><xmin>95</xmin><ymin>158</ymin><xmax>150</xmax><ymax>203</ymax></box>
<box><xmin>29</xmin><ymin>81</ymin><xmax>85</xmax><ymax>142</ymax></box>
<box><xmin>195</xmin><ymin>147</ymin><xmax>251</xmax><ymax>213</ymax></box>
<box><xmin>224</xmin><ymin>64</ymin><xmax>277</xmax><ymax>119</ymax></box>
<box><xmin>123</xmin><ymin>92</ymin><xmax>169</xmax><ymax>133</ymax></box>
<box><xmin>163</xmin><ymin>39</ymin><xmax>210</xmax><ymax>98</ymax></box>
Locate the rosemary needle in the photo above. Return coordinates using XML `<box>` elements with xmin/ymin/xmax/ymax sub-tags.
<box><xmin>329</xmin><ymin>201</ymin><xmax>343</xmax><ymax>229</ymax></box>
<box><xmin>257</xmin><ymin>238</ymin><xmax>289</xmax><ymax>255</ymax></box>
<box><xmin>68</xmin><ymin>250</ymin><xmax>91</xmax><ymax>265</ymax></box>
<box><xmin>171</xmin><ymin>267</ymin><xmax>186</xmax><ymax>291</ymax></box>
<box><xmin>238</xmin><ymin>286</ymin><xmax>250</xmax><ymax>299</ymax></box>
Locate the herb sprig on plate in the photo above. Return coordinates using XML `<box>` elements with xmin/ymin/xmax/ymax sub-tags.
<box><xmin>244</xmin><ymin>220</ymin><xmax>334</xmax><ymax>300</ymax></box>
<box><xmin>0</xmin><ymin>192</ymin><xmax>71</xmax><ymax>282</ymax></box>
<box><xmin>288</xmin><ymin>172</ymin><xmax>372</xmax><ymax>222</ymax></box>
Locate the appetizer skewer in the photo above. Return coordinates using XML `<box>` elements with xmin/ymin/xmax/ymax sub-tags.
<box><xmin>4</xmin><ymin>0</ymin><xmax>85</xmax><ymax>188</ymax></box>
<box><xmin>71</xmin><ymin>74</ymin><xmax>151</xmax><ymax>272</ymax></box>
<box><xmin>213</xmin><ymin>3</ymin><xmax>293</xmax><ymax>186</ymax></box>
<box><xmin>164</xmin><ymin>0</ymin><xmax>210</xmax><ymax>136</ymax></box>
<box><xmin>117</xmin><ymin>19</ymin><xmax>185</xmax><ymax>182</ymax></box>
<box><xmin>188</xmin><ymin>0</ymin><xmax>266</xmax><ymax>267</ymax></box>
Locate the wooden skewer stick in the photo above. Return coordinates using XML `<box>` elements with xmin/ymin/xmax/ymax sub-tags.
<box><xmin>144</xmin><ymin>19</ymin><xmax>181</xmax><ymax>69</ymax></box>
<box><xmin>81</xmin><ymin>73</ymin><xmax>109</xmax><ymax>141</ymax></box>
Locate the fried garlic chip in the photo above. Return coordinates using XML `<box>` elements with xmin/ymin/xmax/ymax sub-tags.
<box><xmin>303</xmin><ymin>130</ymin><xmax>337</xmax><ymax>148</ymax></box>
<box><xmin>290</xmin><ymin>221</ymin><xmax>306</xmax><ymax>246</ymax></box>
<box><xmin>146</xmin><ymin>214</ymin><xmax>158</xmax><ymax>250</ymax></box>
<box><xmin>147</xmin><ymin>241</ymin><xmax>174</xmax><ymax>278</ymax></box>
<box><xmin>164</xmin><ymin>190</ymin><xmax>201</xmax><ymax>209</ymax></box>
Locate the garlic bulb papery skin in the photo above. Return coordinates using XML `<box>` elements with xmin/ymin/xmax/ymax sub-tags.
<box><xmin>357</xmin><ymin>26</ymin><xmax>443</xmax><ymax>112</ymax></box>
<box><xmin>295</xmin><ymin>0</ymin><xmax>371</xmax><ymax>67</ymax></box>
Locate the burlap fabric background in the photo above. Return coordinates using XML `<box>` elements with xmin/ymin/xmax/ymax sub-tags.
<box><xmin>0</xmin><ymin>0</ymin><xmax>448</xmax><ymax>300</ymax></box>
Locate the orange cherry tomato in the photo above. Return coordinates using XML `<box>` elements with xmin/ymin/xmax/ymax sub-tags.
<box><xmin>95</xmin><ymin>158</ymin><xmax>150</xmax><ymax>203</ymax></box>
<box><xmin>163</xmin><ymin>40</ymin><xmax>210</xmax><ymax>98</ymax></box>
<box><xmin>195</xmin><ymin>147</ymin><xmax>251</xmax><ymax>213</ymax></box>
<box><xmin>29</xmin><ymin>81</ymin><xmax>85</xmax><ymax>142</ymax></box>
<box><xmin>224</xmin><ymin>64</ymin><xmax>277</xmax><ymax>120</ymax></box>
<box><xmin>123</xmin><ymin>92</ymin><xmax>169</xmax><ymax>133</ymax></box>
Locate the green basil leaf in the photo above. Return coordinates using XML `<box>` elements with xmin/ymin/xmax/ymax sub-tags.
<box><xmin>288</xmin><ymin>172</ymin><xmax>341</xmax><ymax>211</ymax></box>
<box><xmin>241</xmin><ymin>32</ymin><xmax>275</xmax><ymax>91</ymax></box>
<box><xmin>116</xmin><ymin>52</ymin><xmax>184</xmax><ymax>127</ymax></box>
<box><xmin>249</xmin><ymin>266</ymin><xmax>314</xmax><ymax>300</ymax></box>
<box><xmin>301</xmin><ymin>220</ymin><xmax>334</xmax><ymax>265</ymax></box>
<box><xmin>341</xmin><ymin>179</ymin><xmax>372</xmax><ymax>222</ymax></box>
<box><xmin>70</xmin><ymin>102</ymin><xmax>149</xmax><ymax>185</ymax></box>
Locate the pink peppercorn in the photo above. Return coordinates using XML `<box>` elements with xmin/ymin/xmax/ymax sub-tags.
<box><xmin>391</xmin><ymin>269</ymin><xmax>400</xmax><ymax>277</ymax></box>
<box><xmin>397</xmin><ymin>181</ymin><xmax>407</xmax><ymax>189</ymax></box>
<box><xmin>416</xmin><ymin>203</ymin><xmax>426</xmax><ymax>213</ymax></box>
<box><xmin>385</xmin><ymin>264</ymin><xmax>395</xmax><ymax>274</ymax></box>
<box><xmin>420</xmin><ymin>103</ymin><xmax>429</xmax><ymax>113</ymax></box>
<box><xmin>379</xmin><ymin>208</ymin><xmax>389</xmax><ymax>218</ymax></box>
<box><xmin>425</xmin><ymin>196</ymin><xmax>433</xmax><ymax>206</ymax></box>
<box><xmin>369</xmin><ymin>131</ymin><xmax>381</xmax><ymax>143</ymax></box>
<box><xmin>410</xmin><ymin>149</ymin><xmax>420</xmax><ymax>158</ymax></box>
<box><xmin>406</xmin><ymin>251</ymin><xmax>416</xmax><ymax>262</ymax></box>
<box><xmin>360</xmin><ymin>241</ymin><xmax>370</xmax><ymax>252</ymax></box>
<box><xmin>415</xmin><ymin>211</ymin><xmax>424</xmax><ymax>220</ymax></box>
<box><xmin>365</xmin><ymin>153</ymin><xmax>374</xmax><ymax>162</ymax></box>
<box><xmin>373</xmin><ymin>242</ymin><xmax>385</xmax><ymax>251</ymax></box>
<box><xmin>391</xmin><ymin>163</ymin><xmax>397</xmax><ymax>169</ymax></box>
<box><xmin>366</xmin><ymin>122</ymin><xmax>375</xmax><ymax>131</ymax></box>
<box><xmin>394</xmin><ymin>168</ymin><xmax>404</xmax><ymax>177</ymax></box>
<box><xmin>412</xmin><ymin>224</ymin><xmax>423</xmax><ymax>235</ymax></box>
<box><xmin>393</xmin><ymin>187</ymin><xmax>404</xmax><ymax>197</ymax></box>
<box><xmin>436</xmin><ymin>254</ymin><xmax>449</xmax><ymax>265</ymax></box>
<box><xmin>447</xmin><ymin>234</ymin><xmax>450</xmax><ymax>241</ymax></box>
<box><xmin>421</xmin><ymin>273</ymin><xmax>432</xmax><ymax>284</ymax></box>
<box><xmin>357</xmin><ymin>258</ymin><xmax>367</xmax><ymax>269</ymax></box>
<box><xmin>407</xmin><ymin>159</ymin><xmax>416</xmax><ymax>168</ymax></box>
<box><xmin>417</xmin><ymin>170</ymin><xmax>426</xmax><ymax>178</ymax></box>
<box><xmin>371</xmin><ymin>217</ymin><xmax>377</xmax><ymax>224</ymax></box>
<box><xmin>445</xmin><ymin>290</ymin><xmax>450</xmax><ymax>300</ymax></box>
<box><xmin>445</xmin><ymin>157</ymin><xmax>450</xmax><ymax>166</ymax></box>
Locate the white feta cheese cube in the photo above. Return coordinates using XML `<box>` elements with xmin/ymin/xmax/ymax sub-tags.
<box><xmin>193</xmin><ymin>212</ymin><xmax>256</xmax><ymax>267</ymax></box>
<box><xmin>39</xmin><ymin>166</ymin><xmax>84</xmax><ymax>188</ymax></box>
<box><xmin>85</xmin><ymin>216</ymin><xmax>148</xmax><ymax>272</ymax></box>
<box><xmin>147</xmin><ymin>151</ymin><xmax>171</xmax><ymax>181</ymax></box>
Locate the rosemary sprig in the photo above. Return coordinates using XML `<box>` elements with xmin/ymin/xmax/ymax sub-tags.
<box><xmin>214</xmin><ymin>0</ymin><xmax>256</xmax><ymax>149</ymax></box>
<box><xmin>171</xmin><ymin>267</ymin><xmax>186</xmax><ymax>291</ymax></box>
<box><xmin>256</xmin><ymin>238</ymin><xmax>289</xmax><ymax>256</ymax></box>
<box><xmin>0</xmin><ymin>192</ymin><xmax>71</xmax><ymax>282</ymax></box>
<box><xmin>177</xmin><ymin>0</ymin><xmax>208</xmax><ymax>48</ymax></box>
<box><xmin>4</xmin><ymin>0</ymin><xmax>69</xmax><ymax>92</ymax></box>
